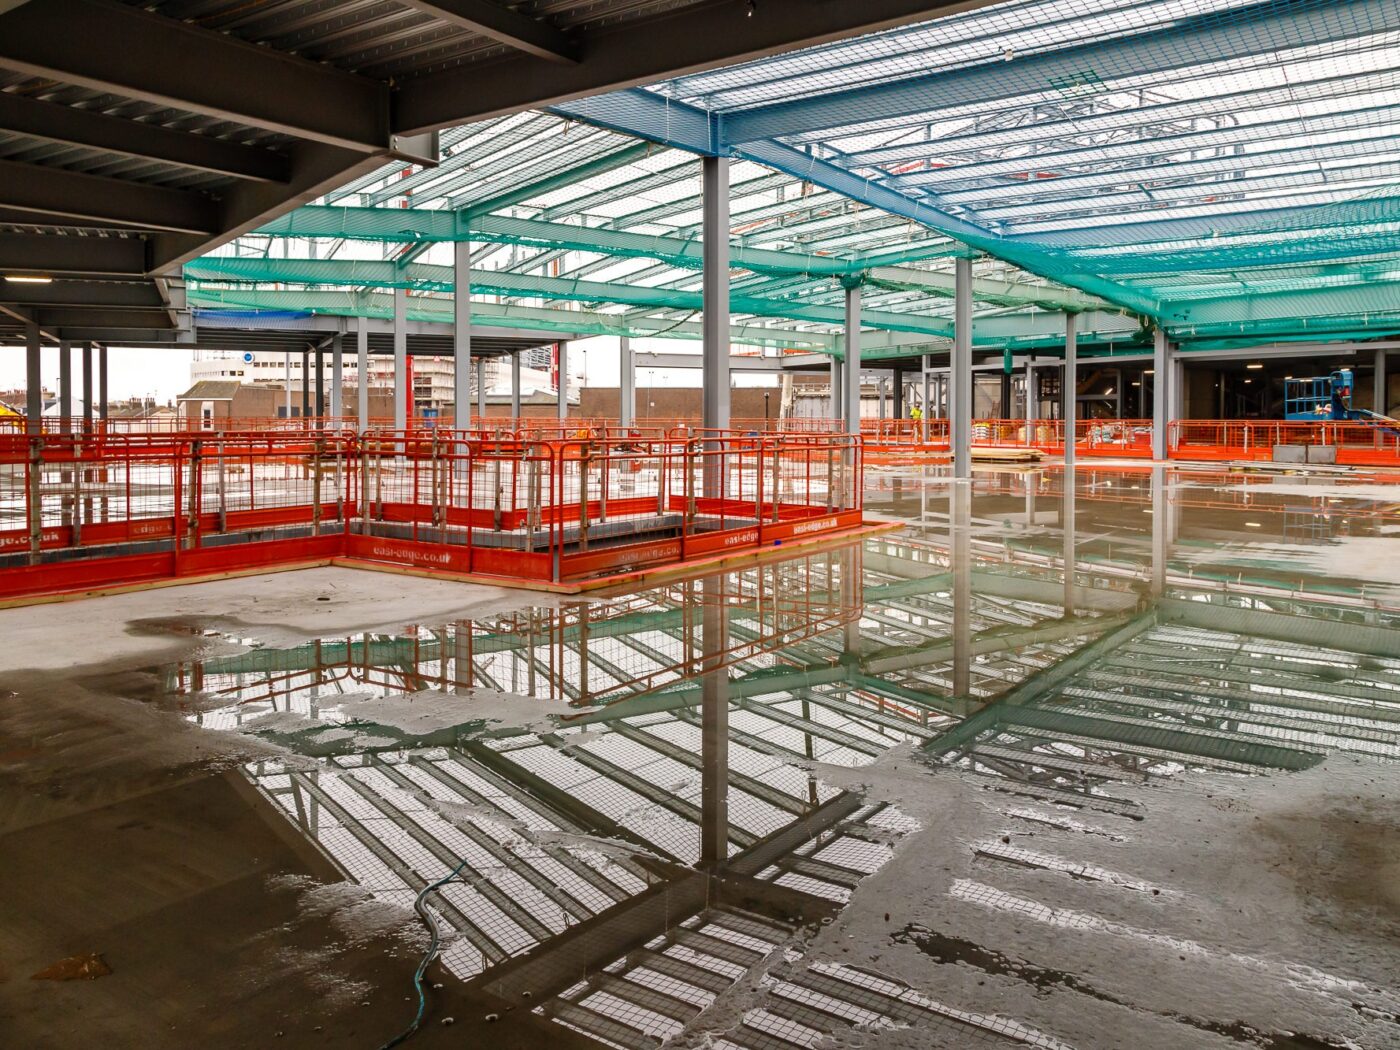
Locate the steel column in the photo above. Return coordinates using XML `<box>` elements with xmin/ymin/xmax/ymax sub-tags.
<box><xmin>98</xmin><ymin>345</ymin><xmax>107</xmax><ymax>421</ymax></box>
<box><xmin>330</xmin><ymin>332</ymin><xmax>343</xmax><ymax>421</ymax></box>
<box><xmin>557</xmin><ymin>340</ymin><xmax>568</xmax><ymax>422</ymax></box>
<box><xmin>951</xmin><ymin>256</ymin><xmax>973</xmax><ymax>477</ymax></box>
<box><xmin>1151</xmin><ymin>328</ymin><xmax>1169</xmax><ymax>460</ymax></box>
<box><xmin>80</xmin><ymin>341</ymin><xmax>93</xmax><ymax>433</ymax></box>
<box><xmin>454</xmin><ymin>238</ymin><xmax>471</xmax><ymax>426</ymax></box>
<box><xmin>511</xmin><ymin>351</ymin><xmax>522</xmax><ymax>421</ymax></box>
<box><xmin>1063</xmin><ymin>313</ymin><xmax>1078</xmax><ymax>467</ymax></box>
<box><xmin>476</xmin><ymin>355</ymin><xmax>487</xmax><ymax>422</ymax></box>
<box><xmin>892</xmin><ymin>370</ymin><xmax>904</xmax><ymax>419</ymax></box>
<box><xmin>618</xmin><ymin>336</ymin><xmax>634</xmax><ymax>428</ymax></box>
<box><xmin>843</xmin><ymin>286</ymin><xmax>861</xmax><ymax>435</ymax></box>
<box><xmin>1026</xmin><ymin>358</ymin><xmax>1037</xmax><ymax>423</ymax></box>
<box><xmin>314</xmin><ymin>345</ymin><xmax>325</xmax><ymax>419</ymax></box>
<box><xmin>58</xmin><ymin>339</ymin><xmax>71</xmax><ymax>434</ymax></box>
<box><xmin>830</xmin><ymin>353</ymin><xmax>842</xmax><ymax>423</ymax></box>
<box><xmin>702</xmin><ymin>155</ymin><xmax>730</xmax><ymax>436</ymax></box>
<box><xmin>283</xmin><ymin>351</ymin><xmax>291</xmax><ymax>420</ymax></box>
<box><xmin>1377</xmin><ymin>348</ymin><xmax>1390</xmax><ymax>416</ymax></box>
<box><xmin>393</xmin><ymin>286</ymin><xmax>407</xmax><ymax>432</ymax></box>
<box><xmin>300</xmin><ymin>349</ymin><xmax>310</xmax><ymax>419</ymax></box>
<box><xmin>24</xmin><ymin>320</ymin><xmax>40</xmax><ymax>435</ymax></box>
<box><xmin>356</xmin><ymin>314</ymin><xmax>369</xmax><ymax>432</ymax></box>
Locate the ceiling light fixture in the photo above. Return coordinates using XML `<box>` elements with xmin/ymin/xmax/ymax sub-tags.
<box><xmin>1247</xmin><ymin>363</ymin><xmax>1264</xmax><ymax>370</ymax></box>
<box><xmin>4</xmin><ymin>274</ymin><xmax>52</xmax><ymax>284</ymax></box>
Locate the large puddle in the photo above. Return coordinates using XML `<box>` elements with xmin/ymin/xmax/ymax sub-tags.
<box><xmin>40</xmin><ymin>465</ymin><xmax>1400</xmax><ymax>1047</ymax></box>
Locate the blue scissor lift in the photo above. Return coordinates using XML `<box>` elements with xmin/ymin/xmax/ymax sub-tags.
<box><xmin>1284</xmin><ymin>369</ymin><xmax>1399</xmax><ymax>433</ymax></box>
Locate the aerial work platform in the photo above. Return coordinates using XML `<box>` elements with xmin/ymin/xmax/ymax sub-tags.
<box><xmin>0</xmin><ymin>428</ymin><xmax>868</xmax><ymax>604</ymax></box>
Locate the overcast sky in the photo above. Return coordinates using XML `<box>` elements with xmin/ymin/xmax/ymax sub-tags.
<box><xmin>0</xmin><ymin>335</ymin><xmax>783</xmax><ymax>403</ymax></box>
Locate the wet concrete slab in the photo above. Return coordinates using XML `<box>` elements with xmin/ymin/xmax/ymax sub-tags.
<box><xmin>0</xmin><ymin>464</ymin><xmax>1398</xmax><ymax>1049</ymax></box>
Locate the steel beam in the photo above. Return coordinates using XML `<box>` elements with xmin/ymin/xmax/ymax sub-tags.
<box><xmin>0</xmin><ymin>90</ymin><xmax>289</xmax><ymax>183</ymax></box>
<box><xmin>0</xmin><ymin>0</ymin><xmax>391</xmax><ymax>152</ymax></box>
<box><xmin>398</xmin><ymin>0</ymin><xmax>577</xmax><ymax>62</ymax></box>
<box><xmin>0</xmin><ymin>233</ymin><xmax>146</xmax><ymax>277</ymax></box>
<box><xmin>35</xmin><ymin>307</ymin><xmax>171</xmax><ymax>329</ymax></box>
<box><xmin>0</xmin><ymin>280</ymin><xmax>164</xmax><ymax>308</ymax></box>
<box><xmin>394</xmin><ymin>0</ymin><xmax>1016</xmax><ymax>135</ymax></box>
<box><xmin>721</xmin><ymin>0</ymin><xmax>1386</xmax><ymax>143</ymax></box>
<box><xmin>0</xmin><ymin>159</ymin><xmax>217</xmax><ymax>234</ymax></box>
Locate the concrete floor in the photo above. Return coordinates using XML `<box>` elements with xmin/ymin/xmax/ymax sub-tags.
<box><xmin>1</xmin><ymin>465</ymin><xmax>1398</xmax><ymax>1049</ymax></box>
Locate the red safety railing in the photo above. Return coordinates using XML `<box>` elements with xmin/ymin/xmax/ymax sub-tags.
<box><xmin>0</xmin><ymin>429</ymin><xmax>862</xmax><ymax>601</ymax></box>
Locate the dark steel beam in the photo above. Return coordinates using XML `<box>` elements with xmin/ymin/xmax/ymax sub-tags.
<box><xmin>148</xmin><ymin>142</ymin><xmax>393</xmax><ymax>273</ymax></box>
<box><xmin>392</xmin><ymin>0</ymin><xmax>1005</xmax><ymax>134</ymax></box>
<box><xmin>0</xmin><ymin>159</ymin><xmax>218</xmax><ymax>234</ymax></box>
<box><xmin>34</xmin><ymin>307</ymin><xmax>172</xmax><ymax>329</ymax></box>
<box><xmin>0</xmin><ymin>279</ymin><xmax>162</xmax><ymax>308</ymax></box>
<box><xmin>0</xmin><ymin>0</ymin><xmax>391</xmax><ymax>152</ymax></box>
<box><xmin>0</xmin><ymin>233</ymin><xmax>147</xmax><ymax>276</ymax></box>
<box><xmin>0</xmin><ymin>91</ymin><xmax>290</xmax><ymax>183</ymax></box>
<box><xmin>399</xmin><ymin>0</ymin><xmax>578</xmax><ymax>63</ymax></box>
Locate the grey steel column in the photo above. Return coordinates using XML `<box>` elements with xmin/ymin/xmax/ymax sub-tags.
<box><xmin>618</xmin><ymin>337</ymin><xmax>635</xmax><ymax>428</ymax></box>
<box><xmin>283</xmin><ymin>351</ymin><xmax>291</xmax><ymax>419</ymax></box>
<box><xmin>1151</xmin><ymin>328</ymin><xmax>1169</xmax><ymax>460</ymax></box>
<box><xmin>58</xmin><ymin>339</ymin><xmax>72</xmax><ymax>435</ymax></box>
<box><xmin>301</xmin><ymin>349</ymin><xmax>311</xmax><ymax>419</ymax></box>
<box><xmin>24</xmin><ymin>321</ymin><xmax>40</xmax><ymax>435</ymax></box>
<box><xmin>1026</xmin><ymin>358</ymin><xmax>1037</xmax><ymax>423</ymax></box>
<box><xmin>356</xmin><ymin>314</ymin><xmax>369</xmax><ymax>432</ymax></box>
<box><xmin>454</xmin><ymin>239</ymin><xmax>471</xmax><ymax>427</ymax></box>
<box><xmin>1063</xmin><ymin>312</ymin><xmax>1078</xmax><ymax>467</ymax></box>
<box><xmin>557</xmin><ymin>341</ymin><xmax>568</xmax><ymax>422</ymax></box>
<box><xmin>842</xmin><ymin>286</ymin><xmax>861</xmax><ymax>435</ymax></box>
<box><xmin>393</xmin><ymin>286</ymin><xmax>407</xmax><ymax>432</ymax></box>
<box><xmin>330</xmin><ymin>332</ymin><xmax>343</xmax><ymax>422</ymax></box>
<box><xmin>877</xmin><ymin>376</ymin><xmax>887</xmax><ymax>419</ymax></box>
<box><xmin>892</xmin><ymin>372</ymin><xmax>904</xmax><ymax>419</ymax></box>
<box><xmin>952</xmin><ymin>255</ymin><xmax>973</xmax><ymax>477</ymax></box>
<box><xmin>699</xmin><ymin>574</ymin><xmax>729</xmax><ymax>869</ymax></box>
<box><xmin>921</xmin><ymin>357</ymin><xmax>931</xmax><ymax>426</ymax></box>
<box><xmin>830</xmin><ymin>352</ymin><xmax>843</xmax><ymax>423</ymax></box>
<box><xmin>80</xmin><ymin>342</ymin><xmax>93</xmax><ymax>433</ymax></box>
<box><xmin>98</xmin><ymin>345</ymin><xmax>108</xmax><ymax>421</ymax></box>
<box><xmin>511</xmin><ymin>351</ymin><xmax>522</xmax><ymax>421</ymax></box>
<box><xmin>1377</xmin><ymin>348</ymin><xmax>1389</xmax><ymax>416</ymax></box>
<box><xmin>315</xmin><ymin>345</ymin><xmax>325</xmax><ymax>419</ymax></box>
<box><xmin>475</xmin><ymin>355</ymin><xmax>487</xmax><ymax>422</ymax></box>
<box><xmin>702</xmin><ymin>155</ymin><xmax>731</xmax><ymax>435</ymax></box>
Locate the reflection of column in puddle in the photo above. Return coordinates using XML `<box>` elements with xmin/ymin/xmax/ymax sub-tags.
<box><xmin>1151</xmin><ymin>465</ymin><xmax>1167</xmax><ymax>597</ymax></box>
<box><xmin>699</xmin><ymin>572</ymin><xmax>730</xmax><ymax>869</ymax></box>
<box><xmin>1062</xmin><ymin>463</ymin><xmax>1077</xmax><ymax>615</ymax></box>
<box><xmin>840</xmin><ymin>542</ymin><xmax>862</xmax><ymax>656</ymax></box>
<box><xmin>1024</xmin><ymin>469</ymin><xmax>1036</xmax><ymax>530</ymax></box>
<box><xmin>453</xmin><ymin>621</ymin><xmax>471</xmax><ymax>693</ymax></box>
<box><xmin>951</xmin><ymin>480</ymin><xmax>971</xmax><ymax>697</ymax></box>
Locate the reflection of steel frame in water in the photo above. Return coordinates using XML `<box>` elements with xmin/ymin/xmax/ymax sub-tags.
<box><xmin>171</xmin><ymin>547</ymin><xmax>865</xmax><ymax>714</ymax></box>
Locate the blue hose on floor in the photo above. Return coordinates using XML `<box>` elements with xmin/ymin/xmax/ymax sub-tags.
<box><xmin>378</xmin><ymin>857</ymin><xmax>474</xmax><ymax>1050</ymax></box>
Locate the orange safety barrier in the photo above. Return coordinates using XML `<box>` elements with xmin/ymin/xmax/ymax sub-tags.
<box><xmin>1171</xmin><ymin>419</ymin><xmax>1400</xmax><ymax>467</ymax></box>
<box><xmin>0</xmin><ymin>429</ymin><xmax>863</xmax><ymax>601</ymax></box>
